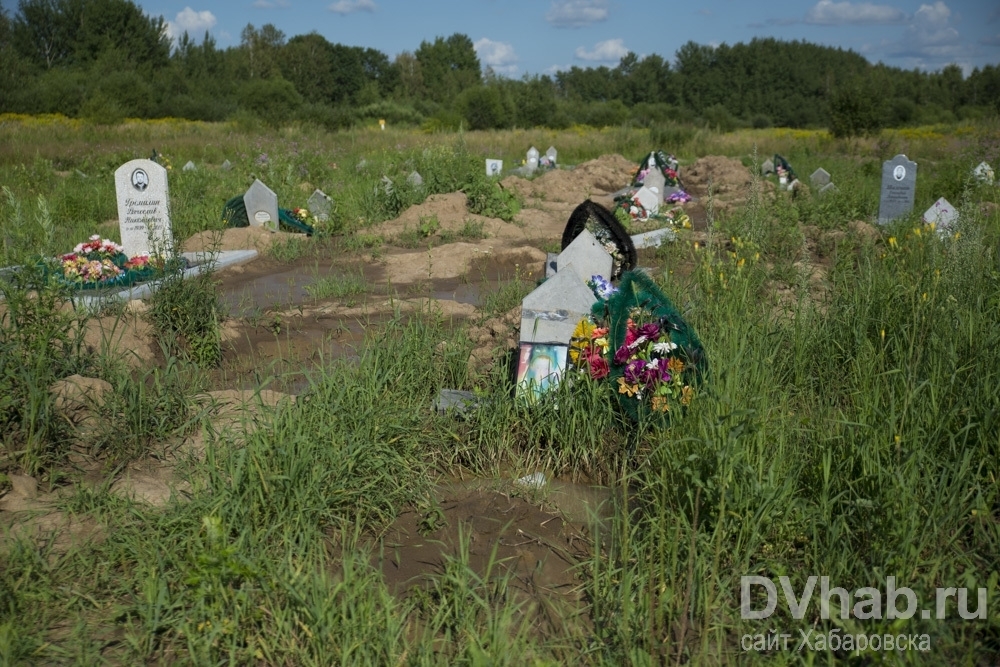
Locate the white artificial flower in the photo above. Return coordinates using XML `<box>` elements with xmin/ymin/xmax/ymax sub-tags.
<box><xmin>653</xmin><ymin>341</ymin><xmax>678</xmax><ymax>354</ymax></box>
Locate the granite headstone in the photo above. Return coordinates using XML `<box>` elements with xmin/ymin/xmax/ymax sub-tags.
<box><xmin>526</xmin><ymin>147</ymin><xmax>539</xmax><ymax>172</ymax></box>
<box><xmin>761</xmin><ymin>159</ymin><xmax>774</xmax><ymax>176</ymax></box>
<box><xmin>486</xmin><ymin>159</ymin><xmax>503</xmax><ymax>177</ymax></box>
<box><xmin>244</xmin><ymin>179</ymin><xmax>279</xmax><ymax>232</ymax></box>
<box><xmin>878</xmin><ymin>154</ymin><xmax>917</xmax><ymax>224</ymax></box>
<box><xmin>520</xmin><ymin>268</ymin><xmax>597</xmax><ymax>345</ymax></box>
<box><xmin>221</xmin><ymin>159</ymin><xmax>232</xmax><ymax>171</ymax></box>
<box><xmin>555</xmin><ymin>228</ymin><xmax>613</xmax><ymax>284</ymax></box>
<box><xmin>810</xmin><ymin>168</ymin><xmax>830</xmax><ymax>187</ymax></box>
<box><xmin>307</xmin><ymin>189</ymin><xmax>332</xmax><ymax>222</ymax></box>
<box><xmin>114</xmin><ymin>158</ymin><xmax>173</xmax><ymax>258</ymax></box>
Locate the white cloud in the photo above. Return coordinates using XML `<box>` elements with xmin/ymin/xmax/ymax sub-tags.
<box><xmin>474</xmin><ymin>38</ymin><xmax>519</xmax><ymax>76</ymax></box>
<box><xmin>574</xmin><ymin>38</ymin><xmax>628</xmax><ymax>62</ymax></box>
<box><xmin>546</xmin><ymin>0</ymin><xmax>609</xmax><ymax>28</ymax></box>
<box><xmin>895</xmin><ymin>2</ymin><xmax>961</xmax><ymax>56</ymax></box>
<box><xmin>804</xmin><ymin>0</ymin><xmax>905</xmax><ymax>25</ymax></box>
<box><xmin>165</xmin><ymin>7</ymin><xmax>217</xmax><ymax>41</ymax></box>
<box><xmin>329</xmin><ymin>0</ymin><xmax>376</xmax><ymax>15</ymax></box>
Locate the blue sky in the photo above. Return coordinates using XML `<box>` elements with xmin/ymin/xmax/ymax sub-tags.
<box><xmin>67</xmin><ymin>0</ymin><xmax>1000</xmax><ymax>75</ymax></box>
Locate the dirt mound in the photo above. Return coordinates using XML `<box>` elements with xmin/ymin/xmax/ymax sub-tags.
<box><xmin>381</xmin><ymin>243</ymin><xmax>545</xmax><ymax>284</ymax></box>
<box><xmin>183</xmin><ymin>227</ymin><xmax>303</xmax><ymax>253</ymax></box>
<box><xmin>374</xmin><ymin>485</ymin><xmax>591</xmax><ymax>633</ymax></box>
<box><xmin>502</xmin><ymin>154</ymin><xmax>635</xmax><ymax>204</ymax></box>
<box><xmin>83</xmin><ymin>312</ymin><xmax>158</xmax><ymax>367</ymax></box>
<box><xmin>683</xmin><ymin>156</ymin><xmax>753</xmax><ymax>212</ymax></box>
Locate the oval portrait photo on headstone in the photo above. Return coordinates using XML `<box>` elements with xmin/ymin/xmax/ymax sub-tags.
<box><xmin>893</xmin><ymin>165</ymin><xmax>906</xmax><ymax>181</ymax></box>
<box><xmin>131</xmin><ymin>168</ymin><xmax>149</xmax><ymax>191</ymax></box>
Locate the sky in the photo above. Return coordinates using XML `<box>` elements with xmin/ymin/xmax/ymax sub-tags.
<box><xmin>30</xmin><ymin>0</ymin><xmax>1000</xmax><ymax>75</ymax></box>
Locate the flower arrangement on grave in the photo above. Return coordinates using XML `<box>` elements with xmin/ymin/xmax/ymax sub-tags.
<box><xmin>633</xmin><ymin>151</ymin><xmax>682</xmax><ymax>188</ymax></box>
<box><xmin>667</xmin><ymin>190</ymin><xmax>693</xmax><ymax>204</ymax></box>
<box><xmin>569</xmin><ymin>271</ymin><xmax>707</xmax><ymax>424</ymax></box>
<box><xmin>616</xmin><ymin>194</ymin><xmax>651</xmax><ymax>223</ymax></box>
<box><xmin>53</xmin><ymin>235</ymin><xmax>164</xmax><ymax>289</ymax></box>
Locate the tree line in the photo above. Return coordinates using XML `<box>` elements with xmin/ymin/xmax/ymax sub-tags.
<box><xmin>1</xmin><ymin>0</ymin><xmax>998</xmax><ymax>135</ymax></box>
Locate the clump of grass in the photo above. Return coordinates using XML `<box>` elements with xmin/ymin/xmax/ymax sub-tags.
<box><xmin>145</xmin><ymin>268</ymin><xmax>223</xmax><ymax>367</ymax></box>
<box><xmin>304</xmin><ymin>270</ymin><xmax>366</xmax><ymax>302</ymax></box>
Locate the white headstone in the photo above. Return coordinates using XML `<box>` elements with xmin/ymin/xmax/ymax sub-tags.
<box><xmin>972</xmin><ymin>162</ymin><xmax>995</xmax><ymax>185</ymax></box>
<box><xmin>406</xmin><ymin>171</ymin><xmax>423</xmax><ymax>187</ymax></box>
<box><xmin>221</xmin><ymin>159</ymin><xmax>232</xmax><ymax>171</ymax></box>
<box><xmin>114</xmin><ymin>159</ymin><xmax>173</xmax><ymax>258</ymax></box>
<box><xmin>643</xmin><ymin>168</ymin><xmax>666</xmax><ymax>201</ymax></box>
<box><xmin>307</xmin><ymin>189</ymin><xmax>332</xmax><ymax>222</ymax></box>
<box><xmin>923</xmin><ymin>197</ymin><xmax>958</xmax><ymax>232</ymax></box>
<box><xmin>761</xmin><ymin>159</ymin><xmax>775</xmax><ymax>176</ymax></box>
<box><xmin>520</xmin><ymin>268</ymin><xmax>597</xmax><ymax>345</ymax></box>
<box><xmin>526</xmin><ymin>147</ymin><xmax>539</xmax><ymax>172</ymax></box>
<box><xmin>819</xmin><ymin>182</ymin><xmax>838</xmax><ymax>197</ymax></box>
<box><xmin>555</xmin><ymin>229</ymin><xmax>613</xmax><ymax>284</ymax></box>
<box><xmin>810</xmin><ymin>168</ymin><xmax>830</xmax><ymax>187</ymax></box>
<box><xmin>633</xmin><ymin>186</ymin><xmax>660</xmax><ymax>216</ymax></box>
<box><xmin>545</xmin><ymin>146</ymin><xmax>557</xmax><ymax>164</ymax></box>
<box><xmin>486</xmin><ymin>159</ymin><xmax>503</xmax><ymax>177</ymax></box>
<box><xmin>182</xmin><ymin>160</ymin><xmax>196</xmax><ymax>172</ymax></box>
<box><xmin>244</xmin><ymin>179</ymin><xmax>279</xmax><ymax>232</ymax></box>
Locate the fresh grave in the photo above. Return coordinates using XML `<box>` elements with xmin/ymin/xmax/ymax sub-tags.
<box><xmin>765</xmin><ymin>154</ymin><xmax>805</xmax><ymax>192</ymax></box>
<box><xmin>221</xmin><ymin>178</ymin><xmax>324</xmax><ymax>235</ymax></box>
<box><xmin>612</xmin><ymin>150</ymin><xmax>693</xmax><ymax>229</ymax></box>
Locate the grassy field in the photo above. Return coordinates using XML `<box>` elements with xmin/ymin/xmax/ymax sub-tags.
<box><xmin>1</xmin><ymin>116</ymin><xmax>999</xmax><ymax>664</ymax></box>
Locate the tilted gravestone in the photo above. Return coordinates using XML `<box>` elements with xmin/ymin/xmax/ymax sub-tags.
<box><xmin>182</xmin><ymin>161</ymin><xmax>196</xmax><ymax>172</ymax></box>
<box><xmin>115</xmin><ymin>158</ymin><xmax>173</xmax><ymax>258</ymax></box>
<box><xmin>307</xmin><ymin>189</ymin><xmax>332</xmax><ymax>222</ymax></box>
<box><xmin>221</xmin><ymin>159</ymin><xmax>232</xmax><ymax>171</ymax></box>
<box><xmin>819</xmin><ymin>182</ymin><xmax>838</xmax><ymax>197</ymax></box>
<box><xmin>486</xmin><ymin>159</ymin><xmax>503</xmax><ymax>177</ymax></box>
<box><xmin>810</xmin><ymin>168</ymin><xmax>831</xmax><ymax>187</ymax></box>
<box><xmin>555</xmin><ymin>228</ymin><xmax>613</xmax><ymax>284</ymax></box>
<box><xmin>520</xmin><ymin>268</ymin><xmax>597</xmax><ymax>345</ymax></box>
<box><xmin>973</xmin><ymin>162</ymin><xmax>995</xmax><ymax>185</ymax></box>
<box><xmin>633</xmin><ymin>186</ymin><xmax>660</xmax><ymax>216</ymax></box>
<box><xmin>244</xmin><ymin>179</ymin><xmax>279</xmax><ymax>232</ymax></box>
<box><xmin>526</xmin><ymin>147</ymin><xmax>539</xmax><ymax>172</ymax></box>
<box><xmin>761</xmin><ymin>159</ymin><xmax>774</xmax><ymax>176</ymax></box>
<box><xmin>923</xmin><ymin>197</ymin><xmax>958</xmax><ymax>232</ymax></box>
<box><xmin>878</xmin><ymin>154</ymin><xmax>917</xmax><ymax>224</ymax></box>
<box><xmin>643</xmin><ymin>168</ymin><xmax>666</xmax><ymax>201</ymax></box>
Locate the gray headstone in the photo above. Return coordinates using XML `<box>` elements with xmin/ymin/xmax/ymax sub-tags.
<box><xmin>307</xmin><ymin>189</ymin><xmax>332</xmax><ymax>222</ymax></box>
<box><xmin>182</xmin><ymin>160</ymin><xmax>196</xmax><ymax>172</ymax></box>
<box><xmin>819</xmin><ymin>182</ymin><xmax>838</xmax><ymax>197</ymax></box>
<box><xmin>633</xmin><ymin>186</ymin><xmax>660</xmax><ymax>216</ymax></box>
<box><xmin>406</xmin><ymin>171</ymin><xmax>423</xmax><ymax>187</ymax></box>
<box><xmin>221</xmin><ymin>159</ymin><xmax>232</xmax><ymax>171</ymax></box>
<box><xmin>526</xmin><ymin>146</ymin><xmax>539</xmax><ymax>172</ymax></box>
<box><xmin>555</xmin><ymin>229</ymin><xmax>613</xmax><ymax>284</ymax></box>
<box><xmin>545</xmin><ymin>252</ymin><xmax>558</xmax><ymax>278</ymax></box>
<box><xmin>810</xmin><ymin>168</ymin><xmax>830</xmax><ymax>187</ymax></box>
<box><xmin>545</xmin><ymin>146</ymin><xmax>557</xmax><ymax>164</ymax></box>
<box><xmin>972</xmin><ymin>162</ymin><xmax>994</xmax><ymax>185</ymax></box>
<box><xmin>520</xmin><ymin>268</ymin><xmax>597</xmax><ymax>345</ymax></box>
<box><xmin>115</xmin><ymin>158</ymin><xmax>173</xmax><ymax>258</ymax></box>
<box><xmin>434</xmin><ymin>388</ymin><xmax>480</xmax><ymax>416</ymax></box>
<box><xmin>486</xmin><ymin>159</ymin><xmax>503</xmax><ymax>177</ymax></box>
<box><xmin>243</xmin><ymin>179</ymin><xmax>279</xmax><ymax>232</ymax></box>
<box><xmin>923</xmin><ymin>196</ymin><xmax>958</xmax><ymax>232</ymax></box>
<box><xmin>761</xmin><ymin>159</ymin><xmax>774</xmax><ymax>176</ymax></box>
<box><xmin>631</xmin><ymin>228</ymin><xmax>677</xmax><ymax>249</ymax></box>
<box><xmin>878</xmin><ymin>154</ymin><xmax>917</xmax><ymax>224</ymax></box>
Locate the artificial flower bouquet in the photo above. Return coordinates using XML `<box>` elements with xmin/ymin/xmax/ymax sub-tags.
<box><xmin>569</xmin><ymin>271</ymin><xmax>707</xmax><ymax>424</ymax></box>
<box><xmin>51</xmin><ymin>235</ymin><xmax>165</xmax><ymax>289</ymax></box>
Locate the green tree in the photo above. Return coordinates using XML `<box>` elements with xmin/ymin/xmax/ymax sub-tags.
<box><xmin>239</xmin><ymin>23</ymin><xmax>285</xmax><ymax>79</ymax></box>
<box><xmin>828</xmin><ymin>76</ymin><xmax>886</xmax><ymax>137</ymax></box>
<box><xmin>455</xmin><ymin>85</ymin><xmax>509</xmax><ymax>130</ymax></box>
<box><xmin>414</xmin><ymin>33</ymin><xmax>480</xmax><ymax>104</ymax></box>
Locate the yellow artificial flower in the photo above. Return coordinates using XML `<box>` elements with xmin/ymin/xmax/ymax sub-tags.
<box><xmin>681</xmin><ymin>385</ymin><xmax>694</xmax><ymax>406</ymax></box>
<box><xmin>651</xmin><ymin>396</ymin><xmax>669</xmax><ymax>412</ymax></box>
<box><xmin>667</xmin><ymin>357</ymin><xmax>685</xmax><ymax>375</ymax></box>
<box><xmin>617</xmin><ymin>377</ymin><xmax>638</xmax><ymax>397</ymax></box>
